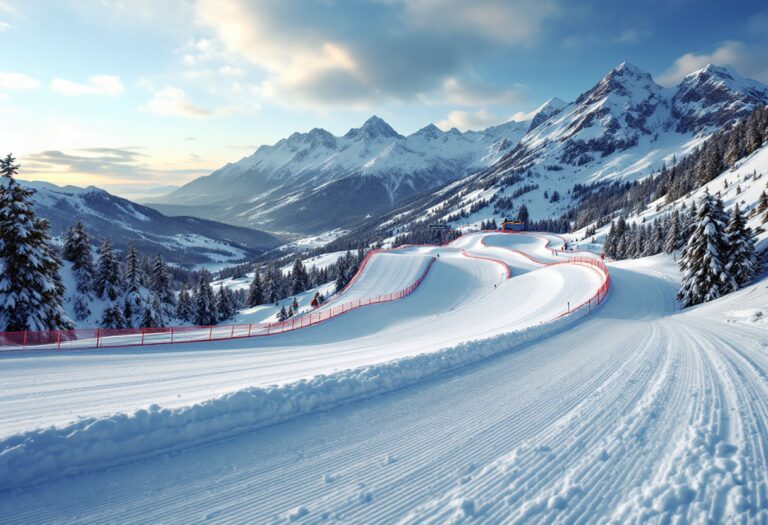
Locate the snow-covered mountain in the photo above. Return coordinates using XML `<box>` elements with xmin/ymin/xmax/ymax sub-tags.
<box><xmin>149</xmin><ymin>116</ymin><xmax>531</xmax><ymax>234</ymax></box>
<box><xmin>22</xmin><ymin>181</ymin><xmax>281</xmax><ymax>267</ymax></box>
<box><xmin>363</xmin><ymin>63</ymin><xmax>768</xmax><ymax>235</ymax></box>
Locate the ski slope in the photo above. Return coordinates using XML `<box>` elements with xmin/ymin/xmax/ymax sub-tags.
<box><xmin>1</xmin><ymin>234</ymin><xmax>766</xmax><ymax>523</ymax></box>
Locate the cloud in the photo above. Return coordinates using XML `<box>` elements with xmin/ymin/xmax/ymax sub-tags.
<box><xmin>219</xmin><ymin>65</ymin><xmax>245</xmax><ymax>77</ymax></box>
<box><xmin>437</xmin><ymin>109</ymin><xmax>507</xmax><ymax>131</ymax></box>
<box><xmin>21</xmin><ymin>147</ymin><xmax>210</xmax><ymax>188</ymax></box>
<box><xmin>402</xmin><ymin>0</ymin><xmax>561</xmax><ymax>46</ymax></box>
<box><xmin>0</xmin><ymin>71</ymin><xmax>40</xmax><ymax>90</ymax></box>
<box><xmin>142</xmin><ymin>87</ymin><xmax>213</xmax><ymax>117</ymax></box>
<box><xmin>0</xmin><ymin>21</ymin><xmax>11</xmax><ymax>31</ymax></box>
<box><xmin>442</xmin><ymin>77</ymin><xmax>525</xmax><ymax>106</ymax></box>
<box><xmin>658</xmin><ymin>41</ymin><xmax>768</xmax><ymax>86</ymax></box>
<box><xmin>51</xmin><ymin>75</ymin><xmax>124</xmax><ymax>96</ymax></box>
<box><xmin>194</xmin><ymin>0</ymin><xmax>561</xmax><ymax>107</ymax></box>
<box><xmin>616</xmin><ymin>29</ymin><xmax>649</xmax><ymax>45</ymax></box>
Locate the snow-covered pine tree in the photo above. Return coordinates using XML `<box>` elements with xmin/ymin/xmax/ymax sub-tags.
<box><xmin>175</xmin><ymin>283</ymin><xmax>194</xmax><ymax>321</ymax></box>
<box><xmin>193</xmin><ymin>271</ymin><xmax>217</xmax><ymax>326</ymax></box>
<box><xmin>291</xmin><ymin>258</ymin><xmax>308</xmax><ymax>295</ymax></box>
<box><xmin>246</xmin><ymin>268</ymin><xmax>264</xmax><ymax>307</ymax></box>
<box><xmin>100</xmin><ymin>302</ymin><xmax>127</xmax><ymax>329</ymax></box>
<box><xmin>140</xmin><ymin>294</ymin><xmax>165</xmax><ymax>328</ymax></box>
<box><xmin>215</xmin><ymin>285</ymin><xmax>235</xmax><ymax>321</ymax></box>
<box><xmin>664</xmin><ymin>211</ymin><xmax>681</xmax><ymax>255</ymax></box>
<box><xmin>756</xmin><ymin>191</ymin><xmax>768</xmax><ymax>218</ymax></box>
<box><xmin>123</xmin><ymin>243</ymin><xmax>143</xmax><ymax>307</ymax></box>
<box><xmin>725</xmin><ymin>204</ymin><xmax>759</xmax><ymax>289</ymax></box>
<box><xmin>334</xmin><ymin>255</ymin><xmax>349</xmax><ymax>293</ymax></box>
<box><xmin>122</xmin><ymin>297</ymin><xmax>134</xmax><ymax>328</ymax></box>
<box><xmin>677</xmin><ymin>192</ymin><xmax>735</xmax><ymax>307</ymax></box>
<box><xmin>151</xmin><ymin>254</ymin><xmax>175</xmax><ymax>309</ymax></box>
<box><xmin>73</xmin><ymin>294</ymin><xmax>91</xmax><ymax>321</ymax></box>
<box><xmin>95</xmin><ymin>240</ymin><xmax>122</xmax><ymax>301</ymax></box>
<box><xmin>277</xmin><ymin>305</ymin><xmax>288</xmax><ymax>322</ymax></box>
<box><xmin>286</xmin><ymin>305</ymin><xmax>294</xmax><ymax>318</ymax></box>
<box><xmin>61</xmin><ymin>222</ymin><xmax>95</xmax><ymax>294</ymax></box>
<box><xmin>263</xmin><ymin>264</ymin><xmax>284</xmax><ymax>304</ymax></box>
<box><xmin>0</xmin><ymin>154</ymin><xmax>73</xmax><ymax>331</ymax></box>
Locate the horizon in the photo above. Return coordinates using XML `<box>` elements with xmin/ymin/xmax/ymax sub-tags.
<box><xmin>1</xmin><ymin>0</ymin><xmax>767</xmax><ymax>198</ymax></box>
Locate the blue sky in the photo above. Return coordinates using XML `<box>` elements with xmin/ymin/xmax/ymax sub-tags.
<box><xmin>0</xmin><ymin>0</ymin><xmax>766</xmax><ymax>198</ymax></box>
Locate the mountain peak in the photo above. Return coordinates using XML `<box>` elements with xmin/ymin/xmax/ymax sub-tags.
<box><xmin>412</xmin><ymin>123</ymin><xmax>444</xmax><ymax>139</ymax></box>
<box><xmin>345</xmin><ymin>115</ymin><xmax>402</xmax><ymax>140</ymax></box>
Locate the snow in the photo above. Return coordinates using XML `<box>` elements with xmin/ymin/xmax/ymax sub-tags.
<box><xmin>1</xmin><ymin>232</ymin><xmax>767</xmax><ymax>524</ymax></box>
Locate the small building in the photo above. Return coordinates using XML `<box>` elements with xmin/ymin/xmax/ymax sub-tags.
<box><xmin>501</xmin><ymin>219</ymin><xmax>525</xmax><ymax>231</ymax></box>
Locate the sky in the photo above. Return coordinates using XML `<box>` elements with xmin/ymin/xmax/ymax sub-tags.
<box><xmin>1</xmin><ymin>0</ymin><xmax>767</xmax><ymax>199</ymax></box>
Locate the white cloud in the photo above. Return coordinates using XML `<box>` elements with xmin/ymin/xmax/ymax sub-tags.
<box><xmin>442</xmin><ymin>77</ymin><xmax>524</xmax><ymax>106</ymax></box>
<box><xmin>616</xmin><ymin>29</ymin><xmax>649</xmax><ymax>45</ymax></box>
<box><xmin>0</xmin><ymin>21</ymin><xmax>11</xmax><ymax>31</ymax></box>
<box><xmin>219</xmin><ymin>65</ymin><xmax>245</xmax><ymax>77</ymax></box>
<box><xmin>0</xmin><ymin>71</ymin><xmax>40</xmax><ymax>90</ymax></box>
<box><xmin>194</xmin><ymin>0</ymin><xmax>561</xmax><ymax>108</ymax></box>
<box><xmin>403</xmin><ymin>0</ymin><xmax>561</xmax><ymax>46</ymax></box>
<box><xmin>142</xmin><ymin>87</ymin><xmax>212</xmax><ymax>117</ymax></box>
<box><xmin>437</xmin><ymin>109</ymin><xmax>507</xmax><ymax>131</ymax></box>
<box><xmin>658</xmin><ymin>41</ymin><xmax>768</xmax><ymax>86</ymax></box>
<box><xmin>51</xmin><ymin>75</ymin><xmax>124</xmax><ymax>96</ymax></box>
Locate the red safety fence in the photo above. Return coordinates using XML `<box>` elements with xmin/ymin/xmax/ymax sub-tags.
<box><xmin>0</xmin><ymin>257</ymin><xmax>437</xmax><ymax>353</ymax></box>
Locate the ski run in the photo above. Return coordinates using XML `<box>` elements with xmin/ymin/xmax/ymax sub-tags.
<box><xmin>0</xmin><ymin>230</ymin><xmax>766</xmax><ymax>524</ymax></box>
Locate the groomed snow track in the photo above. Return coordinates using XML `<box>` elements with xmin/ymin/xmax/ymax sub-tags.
<box><xmin>2</xmin><ymin>233</ymin><xmax>766</xmax><ymax>523</ymax></box>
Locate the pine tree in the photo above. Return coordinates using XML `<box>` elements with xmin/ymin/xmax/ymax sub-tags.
<box><xmin>62</xmin><ymin>222</ymin><xmax>95</xmax><ymax>294</ymax></box>
<box><xmin>678</xmin><ymin>192</ymin><xmax>735</xmax><ymax>307</ymax></box>
<box><xmin>175</xmin><ymin>283</ymin><xmax>194</xmax><ymax>321</ymax></box>
<box><xmin>95</xmin><ymin>240</ymin><xmax>122</xmax><ymax>301</ymax></box>
<box><xmin>216</xmin><ymin>285</ymin><xmax>235</xmax><ymax>321</ymax></box>
<box><xmin>291</xmin><ymin>258</ymin><xmax>308</xmax><ymax>295</ymax></box>
<box><xmin>246</xmin><ymin>268</ymin><xmax>264</xmax><ymax>307</ymax></box>
<box><xmin>123</xmin><ymin>243</ymin><xmax>143</xmax><ymax>307</ymax></box>
<box><xmin>0</xmin><ymin>154</ymin><xmax>73</xmax><ymax>331</ymax></box>
<box><xmin>193</xmin><ymin>271</ymin><xmax>217</xmax><ymax>326</ymax></box>
<box><xmin>664</xmin><ymin>211</ymin><xmax>681</xmax><ymax>254</ymax></box>
<box><xmin>100</xmin><ymin>302</ymin><xmax>127</xmax><ymax>329</ymax></box>
<box><xmin>73</xmin><ymin>295</ymin><xmax>91</xmax><ymax>322</ymax></box>
<box><xmin>140</xmin><ymin>294</ymin><xmax>165</xmax><ymax>328</ymax></box>
<box><xmin>277</xmin><ymin>305</ymin><xmax>288</xmax><ymax>322</ymax></box>
<box><xmin>517</xmin><ymin>204</ymin><xmax>529</xmax><ymax>225</ymax></box>
<box><xmin>648</xmin><ymin>222</ymin><xmax>664</xmax><ymax>256</ymax></box>
<box><xmin>123</xmin><ymin>297</ymin><xmax>134</xmax><ymax>328</ymax></box>
<box><xmin>756</xmin><ymin>191</ymin><xmax>768</xmax><ymax>216</ymax></box>
<box><xmin>150</xmin><ymin>254</ymin><xmax>175</xmax><ymax>308</ymax></box>
<box><xmin>725</xmin><ymin>204</ymin><xmax>759</xmax><ymax>288</ymax></box>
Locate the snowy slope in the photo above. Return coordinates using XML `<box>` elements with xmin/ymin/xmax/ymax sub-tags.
<box><xmin>1</xmin><ymin>237</ymin><xmax>767</xmax><ymax>523</ymax></box>
<box><xmin>21</xmin><ymin>180</ymin><xmax>281</xmax><ymax>267</ymax></box>
<box><xmin>148</xmin><ymin>116</ymin><xmax>530</xmax><ymax>234</ymax></box>
<box><xmin>574</xmin><ymin>139</ymin><xmax>768</xmax><ymax>251</ymax></box>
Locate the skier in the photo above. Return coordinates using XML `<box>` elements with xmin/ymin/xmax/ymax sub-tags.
<box><xmin>311</xmin><ymin>292</ymin><xmax>320</xmax><ymax>309</ymax></box>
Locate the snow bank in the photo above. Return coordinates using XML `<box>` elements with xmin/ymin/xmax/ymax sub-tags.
<box><xmin>0</xmin><ymin>298</ymin><xmax>604</xmax><ymax>492</ymax></box>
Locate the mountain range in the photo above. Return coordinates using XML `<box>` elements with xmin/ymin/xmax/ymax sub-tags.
<box><xmin>22</xmin><ymin>181</ymin><xmax>281</xmax><ymax>267</ymax></box>
<box><xmin>148</xmin><ymin>62</ymin><xmax>768</xmax><ymax>238</ymax></box>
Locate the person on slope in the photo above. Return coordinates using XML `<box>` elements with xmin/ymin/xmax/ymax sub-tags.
<box><xmin>311</xmin><ymin>292</ymin><xmax>320</xmax><ymax>309</ymax></box>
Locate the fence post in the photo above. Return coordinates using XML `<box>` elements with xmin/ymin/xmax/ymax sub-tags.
<box><xmin>209</xmin><ymin>326</ymin><xmax>213</xmax><ymax>341</ymax></box>
<box><xmin>247</xmin><ymin>324</ymin><xmax>252</xmax><ymax>337</ymax></box>
<box><xmin>267</xmin><ymin>322</ymin><xmax>271</xmax><ymax>335</ymax></box>
<box><xmin>96</xmin><ymin>328</ymin><xmax>101</xmax><ymax>349</ymax></box>
<box><xmin>57</xmin><ymin>330</ymin><xmax>62</xmax><ymax>351</ymax></box>
<box><xmin>230</xmin><ymin>324</ymin><xmax>235</xmax><ymax>338</ymax></box>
